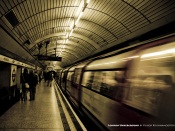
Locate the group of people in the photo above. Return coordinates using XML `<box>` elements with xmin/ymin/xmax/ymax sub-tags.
<box><xmin>21</xmin><ymin>68</ymin><xmax>38</xmax><ymax>101</ymax></box>
<box><xmin>20</xmin><ymin>69</ymin><xmax>55</xmax><ymax>101</ymax></box>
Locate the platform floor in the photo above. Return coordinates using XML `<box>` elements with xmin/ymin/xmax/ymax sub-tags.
<box><xmin>0</xmin><ymin>81</ymin><xmax>86</xmax><ymax>131</ymax></box>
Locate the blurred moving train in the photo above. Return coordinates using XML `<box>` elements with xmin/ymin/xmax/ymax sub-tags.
<box><xmin>56</xmin><ymin>34</ymin><xmax>175</xmax><ymax>131</ymax></box>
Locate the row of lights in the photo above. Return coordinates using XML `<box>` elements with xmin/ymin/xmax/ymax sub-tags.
<box><xmin>58</xmin><ymin>0</ymin><xmax>90</xmax><ymax>56</ymax></box>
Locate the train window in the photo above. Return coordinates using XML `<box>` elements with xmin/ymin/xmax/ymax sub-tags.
<box><xmin>61</xmin><ymin>72</ymin><xmax>64</xmax><ymax>80</ymax></box>
<box><xmin>91</xmin><ymin>72</ymin><xmax>102</xmax><ymax>92</ymax></box>
<box><xmin>62</xmin><ymin>72</ymin><xmax>67</xmax><ymax>82</ymax></box>
<box><xmin>82</xmin><ymin>71</ymin><xmax>125</xmax><ymax>100</ymax></box>
<box><xmin>73</xmin><ymin>68</ymin><xmax>82</xmax><ymax>84</ymax></box>
<box><xmin>67</xmin><ymin>72</ymin><xmax>73</xmax><ymax>81</ymax></box>
<box><xmin>100</xmin><ymin>71</ymin><xmax>125</xmax><ymax>99</ymax></box>
<box><xmin>82</xmin><ymin>72</ymin><xmax>94</xmax><ymax>89</ymax></box>
<box><xmin>124</xmin><ymin>75</ymin><xmax>172</xmax><ymax>115</ymax></box>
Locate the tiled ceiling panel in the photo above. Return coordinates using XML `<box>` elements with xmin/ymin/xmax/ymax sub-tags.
<box><xmin>0</xmin><ymin>0</ymin><xmax>175</xmax><ymax>67</ymax></box>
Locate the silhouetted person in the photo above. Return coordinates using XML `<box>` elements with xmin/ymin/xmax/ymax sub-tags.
<box><xmin>21</xmin><ymin>68</ymin><xmax>29</xmax><ymax>101</ymax></box>
<box><xmin>28</xmin><ymin>70</ymin><xmax>38</xmax><ymax>101</ymax></box>
<box><xmin>43</xmin><ymin>71</ymin><xmax>48</xmax><ymax>82</ymax></box>
<box><xmin>47</xmin><ymin>71</ymin><xmax>54</xmax><ymax>87</ymax></box>
<box><xmin>38</xmin><ymin>71</ymin><xmax>42</xmax><ymax>83</ymax></box>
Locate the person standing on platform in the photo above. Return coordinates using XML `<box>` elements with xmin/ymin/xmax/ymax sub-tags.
<box><xmin>43</xmin><ymin>71</ymin><xmax>48</xmax><ymax>83</ymax></box>
<box><xmin>28</xmin><ymin>70</ymin><xmax>38</xmax><ymax>101</ymax></box>
<box><xmin>21</xmin><ymin>68</ymin><xmax>29</xmax><ymax>101</ymax></box>
<box><xmin>38</xmin><ymin>71</ymin><xmax>42</xmax><ymax>83</ymax></box>
<box><xmin>47</xmin><ymin>71</ymin><xmax>54</xmax><ymax>87</ymax></box>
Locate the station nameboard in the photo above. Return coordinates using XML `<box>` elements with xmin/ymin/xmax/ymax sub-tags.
<box><xmin>37</xmin><ymin>55</ymin><xmax>62</xmax><ymax>61</ymax></box>
<box><xmin>0</xmin><ymin>55</ymin><xmax>34</xmax><ymax>68</ymax></box>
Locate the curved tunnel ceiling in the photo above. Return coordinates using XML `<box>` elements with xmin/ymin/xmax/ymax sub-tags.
<box><xmin>0</xmin><ymin>0</ymin><xmax>175</xmax><ymax>67</ymax></box>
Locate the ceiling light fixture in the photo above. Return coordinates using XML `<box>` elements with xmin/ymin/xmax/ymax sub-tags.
<box><xmin>75</xmin><ymin>12</ymin><xmax>83</xmax><ymax>26</ymax></box>
<box><xmin>86</xmin><ymin>0</ymin><xmax>91</xmax><ymax>4</ymax></box>
<box><xmin>59</xmin><ymin>0</ymin><xmax>90</xmax><ymax>56</ymax></box>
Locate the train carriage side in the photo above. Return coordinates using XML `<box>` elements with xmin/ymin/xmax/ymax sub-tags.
<box><xmin>66</xmin><ymin>62</ymin><xmax>90</xmax><ymax>107</ymax></box>
<box><xmin>55</xmin><ymin>69</ymin><xmax>62</xmax><ymax>86</ymax></box>
<box><xmin>80</xmin><ymin>51</ymin><xmax>138</xmax><ymax>131</ymax></box>
<box><xmin>66</xmin><ymin>66</ymin><xmax>76</xmax><ymax>96</ymax></box>
<box><xmin>78</xmin><ymin>34</ymin><xmax>175</xmax><ymax>131</ymax></box>
<box><xmin>62</xmin><ymin>34</ymin><xmax>175</xmax><ymax>131</ymax></box>
<box><xmin>60</xmin><ymin>68</ymin><xmax>69</xmax><ymax>93</ymax></box>
<box><xmin>124</xmin><ymin>39</ymin><xmax>175</xmax><ymax>128</ymax></box>
<box><xmin>65</xmin><ymin>66</ymin><xmax>78</xmax><ymax>106</ymax></box>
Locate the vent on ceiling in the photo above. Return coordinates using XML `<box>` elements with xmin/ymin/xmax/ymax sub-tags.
<box><xmin>24</xmin><ymin>40</ymin><xmax>31</xmax><ymax>45</ymax></box>
<box><xmin>5</xmin><ymin>10</ymin><xmax>19</xmax><ymax>27</ymax></box>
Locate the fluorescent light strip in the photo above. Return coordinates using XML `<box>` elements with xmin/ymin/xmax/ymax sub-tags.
<box><xmin>70</xmin><ymin>21</ymin><xmax>74</xmax><ymax>30</ymax></box>
<box><xmin>65</xmin><ymin>39</ymin><xmax>68</xmax><ymax>43</ymax></box>
<box><xmin>60</xmin><ymin>0</ymin><xmax>90</xmax><ymax>56</ymax></box>
<box><xmin>141</xmin><ymin>48</ymin><xmax>175</xmax><ymax>58</ymax></box>
<box><xmin>75</xmin><ymin>11</ymin><xmax>83</xmax><ymax>25</ymax></box>
<box><xmin>69</xmin><ymin>29</ymin><xmax>74</xmax><ymax>37</ymax></box>
<box><xmin>141</xmin><ymin>55</ymin><xmax>174</xmax><ymax>61</ymax></box>
<box><xmin>86</xmin><ymin>0</ymin><xmax>90</xmax><ymax>3</ymax></box>
<box><xmin>75</xmin><ymin>0</ymin><xmax>84</xmax><ymax>16</ymax></box>
<box><xmin>88</xmin><ymin>56</ymin><xmax>138</xmax><ymax>67</ymax></box>
<box><xmin>65</xmin><ymin>33</ymin><xmax>68</xmax><ymax>38</ymax></box>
